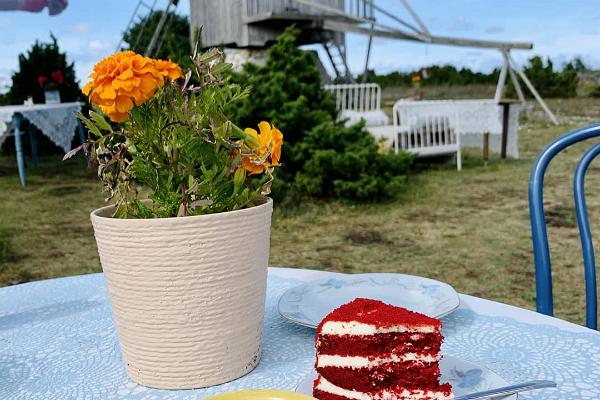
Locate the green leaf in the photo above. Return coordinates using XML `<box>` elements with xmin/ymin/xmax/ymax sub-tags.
<box><xmin>76</xmin><ymin>112</ymin><xmax>101</xmax><ymax>138</ymax></box>
<box><xmin>90</xmin><ymin>111</ymin><xmax>113</xmax><ymax>131</ymax></box>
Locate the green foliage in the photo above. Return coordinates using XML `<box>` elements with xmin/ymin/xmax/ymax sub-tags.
<box><xmin>294</xmin><ymin>122</ymin><xmax>414</xmax><ymax>200</ymax></box>
<box><xmin>230</xmin><ymin>26</ymin><xmax>414</xmax><ymax>202</ymax></box>
<box><xmin>8</xmin><ymin>35</ymin><xmax>81</xmax><ymax>104</ymax></box>
<box><xmin>359</xmin><ymin>65</ymin><xmax>499</xmax><ymax>88</ymax></box>
<box><xmin>122</xmin><ymin>11</ymin><xmax>192</xmax><ymax>71</ymax></box>
<box><xmin>362</xmin><ymin>56</ymin><xmax>582</xmax><ymax>99</ymax></box>
<box><xmin>515</xmin><ymin>56</ymin><xmax>579</xmax><ymax>98</ymax></box>
<box><xmin>589</xmin><ymin>85</ymin><xmax>600</xmax><ymax>98</ymax></box>
<box><xmin>71</xmin><ymin>49</ymin><xmax>271</xmax><ymax>218</ymax></box>
<box><xmin>0</xmin><ymin>92</ymin><xmax>9</xmax><ymax>106</ymax></box>
<box><xmin>230</xmin><ymin>26</ymin><xmax>336</xmax><ymax>148</ymax></box>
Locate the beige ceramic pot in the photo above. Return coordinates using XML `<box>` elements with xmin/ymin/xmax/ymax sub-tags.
<box><xmin>90</xmin><ymin>198</ymin><xmax>273</xmax><ymax>389</ymax></box>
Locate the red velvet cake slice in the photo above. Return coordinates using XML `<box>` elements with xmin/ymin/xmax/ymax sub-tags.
<box><xmin>313</xmin><ymin>298</ymin><xmax>453</xmax><ymax>400</ymax></box>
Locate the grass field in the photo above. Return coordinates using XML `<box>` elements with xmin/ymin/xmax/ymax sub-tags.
<box><xmin>1</xmin><ymin>95</ymin><xmax>599</xmax><ymax>325</ymax></box>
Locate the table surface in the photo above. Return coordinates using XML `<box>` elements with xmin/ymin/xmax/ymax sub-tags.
<box><xmin>1</xmin><ymin>267</ymin><xmax>599</xmax><ymax>400</ymax></box>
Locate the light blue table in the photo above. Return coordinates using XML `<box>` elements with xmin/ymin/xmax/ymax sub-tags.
<box><xmin>1</xmin><ymin>267</ymin><xmax>599</xmax><ymax>399</ymax></box>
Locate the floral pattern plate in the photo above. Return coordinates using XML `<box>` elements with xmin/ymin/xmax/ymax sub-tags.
<box><xmin>278</xmin><ymin>273</ymin><xmax>460</xmax><ymax>328</ymax></box>
<box><xmin>295</xmin><ymin>355</ymin><xmax>517</xmax><ymax>399</ymax></box>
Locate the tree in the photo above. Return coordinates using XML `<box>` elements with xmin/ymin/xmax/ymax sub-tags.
<box><xmin>519</xmin><ymin>56</ymin><xmax>578</xmax><ymax>98</ymax></box>
<box><xmin>230</xmin><ymin>27</ymin><xmax>413</xmax><ymax>201</ymax></box>
<box><xmin>230</xmin><ymin>26</ymin><xmax>337</xmax><ymax>175</ymax></box>
<box><xmin>122</xmin><ymin>11</ymin><xmax>192</xmax><ymax>69</ymax></box>
<box><xmin>8</xmin><ymin>35</ymin><xmax>81</xmax><ymax>104</ymax></box>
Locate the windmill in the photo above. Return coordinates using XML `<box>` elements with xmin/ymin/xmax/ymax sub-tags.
<box><xmin>189</xmin><ymin>0</ymin><xmax>557</xmax><ymax>124</ymax></box>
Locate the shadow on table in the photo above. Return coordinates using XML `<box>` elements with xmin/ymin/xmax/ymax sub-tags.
<box><xmin>0</xmin><ymin>300</ymin><xmax>103</xmax><ymax>331</ymax></box>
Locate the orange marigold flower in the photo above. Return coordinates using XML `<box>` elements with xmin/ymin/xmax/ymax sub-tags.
<box><xmin>242</xmin><ymin>121</ymin><xmax>283</xmax><ymax>175</ymax></box>
<box><xmin>81</xmin><ymin>51</ymin><xmax>181</xmax><ymax>122</ymax></box>
<box><xmin>154</xmin><ymin>59</ymin><xmax>183</xmax><ymax>80</ymax></box>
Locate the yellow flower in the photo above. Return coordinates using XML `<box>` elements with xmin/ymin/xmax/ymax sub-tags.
<box><xmin>412</xmin><ymin>75</ymin><xmax>422</xmax><ymax>82</ymax></box>
<box><xmin>154</xmin><ymin>59</ymin><xmax>183</xmax><ymax>80</ymax></box>
<box><xmin>82</xmin><ymin>51</ymin><xmax>181</xmax><ymax>122</ymax></box>
<box><xmin>242</xmin><ymin>121</ymin><xmax>283</xmax><ymax>175</ymax></box>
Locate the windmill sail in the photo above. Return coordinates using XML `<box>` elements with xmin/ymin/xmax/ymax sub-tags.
<box><xmin>0</xmin><ymin>0</ymin><xmax>68</xmax><ymax>15</ymax></box>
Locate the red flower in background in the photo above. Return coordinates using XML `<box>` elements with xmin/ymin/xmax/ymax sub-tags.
<box><xmin>37</xmin><ymin>75</ymin><xmax>48</xmax><ymax>87</ymax></box>
<box><xmin>51</xmin><ymin>70</ymin><xmax>64</xmax><ymax>85</ymax></box>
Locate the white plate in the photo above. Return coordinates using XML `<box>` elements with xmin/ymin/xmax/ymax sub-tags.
<box><xmin>278</xmin><ymin>273</ymin><xmax>460</xmax><ymax>328</ymax></box>
<box><xmin>296</xmin><ymin>355</ymin><xmax>517</xmax><ymax>399</ymax></box>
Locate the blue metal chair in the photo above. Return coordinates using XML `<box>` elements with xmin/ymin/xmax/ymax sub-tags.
<box><xmin>529</xmin><ymin>123</ymin><xmax>600</xmax><ymax>330</ymax></box>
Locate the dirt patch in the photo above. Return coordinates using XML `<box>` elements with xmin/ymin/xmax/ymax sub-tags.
<box><xmin>7</xmin><ymin>269</ymin><xmax>36</xmax><ymax>286</ymax></box>
<box><xmin>544</xmin><ymin>205</ymin><xmax>576</xmax><ymax>228</ymax></box>
<box><xmin>345</xmin><ymin>229</ymin><xmax>392</xmax><ymax>245</ymax></box>
<box><xmin>45</xmin><ymin>185</ymin><xmax>83</xmax><ymax>196</ymax></box>
<box><xmin>0</xmin><ymin>229</ymin><xmax>27</xmax><ymax>264</ymax></box>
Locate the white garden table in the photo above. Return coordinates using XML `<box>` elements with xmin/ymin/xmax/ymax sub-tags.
<box><xmin>0</xmin><ymin>102</ymin><xmax>85</xmax><ymax>186</ymax></box>
<box><xmin>0</xmin><ymin>267</ymin><xmax>598</xmax><ymax>399</ymax></box>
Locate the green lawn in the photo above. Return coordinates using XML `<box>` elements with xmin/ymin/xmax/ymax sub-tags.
<box><xmin>1</xmin><ymin>96</ymin><xmax>599</xmax><ymax>325</ymax></box>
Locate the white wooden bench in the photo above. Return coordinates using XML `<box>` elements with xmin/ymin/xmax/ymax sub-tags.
<box><xmin>392</xmin><ymin>99</ymin><xmax>523</xmax><ymax>163</ymax></box>
<box><xmin>393</xmin><ymin>101</ymin><xmax>462</xmax><ymax>171</ymax></box>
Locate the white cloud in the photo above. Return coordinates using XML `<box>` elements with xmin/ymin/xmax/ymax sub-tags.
<box><xmin>88</xmin><ymin>39</ymin><xmax>111</xmax><ymax>51</ymax></box>
<box><xmin>0</xmin><ymin>17</ymin><xmax>12</xmax><ymax>30</ymax></box>
<box><xmin>0</xmin><ymin>67</ymin><xmax>12</xmax><ymax>93</ymax></box>
<box><xmin>485</xmin><ymin>25</ymin><xmax>504</xmax><ymax>34</ymax></box>
<box><xmin>70</xmin><ymin>22</ymin><xmax>92</xmax><ymax>33</ymax></box>
<box><xmin>450</xmin><ymin>16</ymin><xmax>475</xmax><ymax>32</ymax></box>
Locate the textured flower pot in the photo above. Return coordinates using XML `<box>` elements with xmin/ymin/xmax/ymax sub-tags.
<box><xmin>90</xmin><ymin>198</ymin><xmax>273</xmax><ymax>389</ymax></box>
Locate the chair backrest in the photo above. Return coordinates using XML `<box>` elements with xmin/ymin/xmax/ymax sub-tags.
<box><xmin>392</xmin><ymin>101</ymin><xmax>459</xmax><ymax>154</ymax></box>
<box><xmin>529</xmin><ymin>124</ymin><xmax>600</xmax><ymax>329</ymax></box>
<box><xmin>324</xmin><ymin>83</ymin><xmax>382</xmax><ymax>113</ymax></box>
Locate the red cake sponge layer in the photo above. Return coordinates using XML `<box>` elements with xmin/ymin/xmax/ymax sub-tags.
<box><xmin>313</xmin><ymin>375</ymin><xmax>453</xmax><ymax>400</ymax></box>
<box><xmin>317</xmin><ymin>360</ymin><xmax>441</xmax><ymax>392</ymax></box>
<box><xmin>317</xmin><ymin>331</ymin><xmax>442</xmax><ymax>357</ymax></box>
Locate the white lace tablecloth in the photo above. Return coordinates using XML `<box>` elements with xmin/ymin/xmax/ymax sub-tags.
<box><xmin>0</xmin><ymin>102</ymin><xmax>83</xmax><ymax>153</ymax></box>
<box><xmin>1</xmin><ymin>267</ymin><xmax>598</xmax><ymax>399</ymax></box>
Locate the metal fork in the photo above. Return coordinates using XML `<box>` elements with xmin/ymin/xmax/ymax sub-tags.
<box><xmin>455</xmin><ymin>380</ymin><xmax>557</xmax><ymax>400</ymax></box>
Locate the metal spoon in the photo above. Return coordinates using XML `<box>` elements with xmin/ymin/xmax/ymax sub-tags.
<box><xmin>455</xmin><ymin>380</ymin><xmax>557</xmax><ymax>400</ymax></box>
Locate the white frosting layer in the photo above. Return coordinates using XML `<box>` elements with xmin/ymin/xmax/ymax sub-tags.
<box><xmin>317</xmin><ymin>353</ymin><xmax>439</xmax><ymax>368</ymax></box>
<box><xmin>315</xmin><ymin>376</ymin><xmax>453</xmax><ymax>400</ymax></box>
<box><xmin>320</xmin><ymin>321</ymin><xmax>436</xmax><ymax>336</ymax></box>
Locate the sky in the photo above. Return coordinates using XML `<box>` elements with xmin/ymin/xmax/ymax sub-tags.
<box><xmin>0</xmin><ymin>0</ymin><xmax>599</xmax><ymax>93</ymax></box>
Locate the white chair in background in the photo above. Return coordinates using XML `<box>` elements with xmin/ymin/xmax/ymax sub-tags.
<box><xmin>324</xmin><ymin>83</ymin><xmax>396</xmax><ymax>144</ymax></box>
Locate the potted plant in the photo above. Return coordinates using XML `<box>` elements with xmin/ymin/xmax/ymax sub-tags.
<box><xmin>66</xmin><ymin>48</ymin><xmax>283</xmax><ymax>389</ymax></box>
<box><xmin>38</xmin><ymin>69</ymin><xmax>64</xmax><ymax>103</ymax></box>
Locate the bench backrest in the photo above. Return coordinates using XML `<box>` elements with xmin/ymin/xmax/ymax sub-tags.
<box><xmin>324</xmin><ymin>83</ymin><xmax>382</xmax><ymax>113</ymax></box>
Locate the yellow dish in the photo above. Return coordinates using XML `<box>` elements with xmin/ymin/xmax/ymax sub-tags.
<box><xmin>204</xmin><ymin>389</ymin><xmax>316</xmax><ymax>400</ymax></box>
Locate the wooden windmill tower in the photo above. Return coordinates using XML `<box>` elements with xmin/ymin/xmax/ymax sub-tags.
<box><xmin>192</xmin><ymin>1</ymin><xmax>557</xmax><ymax>123</ymax></box>
<box><xmin>190</xmin><ymin>0</ymin><xmax>366</xmax><ymax>82</ymax></box>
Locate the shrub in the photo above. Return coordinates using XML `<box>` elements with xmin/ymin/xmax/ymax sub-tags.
<box><xmin>509</xmin><ymin>56</ymin><xmax>578</xmax><ymax>98</ymax></box>
<box><xmin>294</xmin><ymin>122</ymin><xmax>414</xmax><ymax>200</ymax></box>
<box><xmin>588</xmin><ymin>85</ymin><xmax>600</xmax><ymax>98</ymax></box>
<box><xmin>231</xmin><ymin>26</ymin><xmax>414</xmax><ymax>202</ymax></box>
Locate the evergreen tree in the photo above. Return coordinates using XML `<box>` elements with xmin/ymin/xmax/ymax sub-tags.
<box><xmin>8</xmin><ymin>35</ymin><xmax>81</xmax><ymax>104</ymax></box>
<box><xmin>230</xmin><ymin>26</ymin><xmax>337</xmax><ymax>179</ymax></box>
<box><xmin>231</xmin><ymin>27</ymin><xmax>413</xmax><ymax>201</ymax></box>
